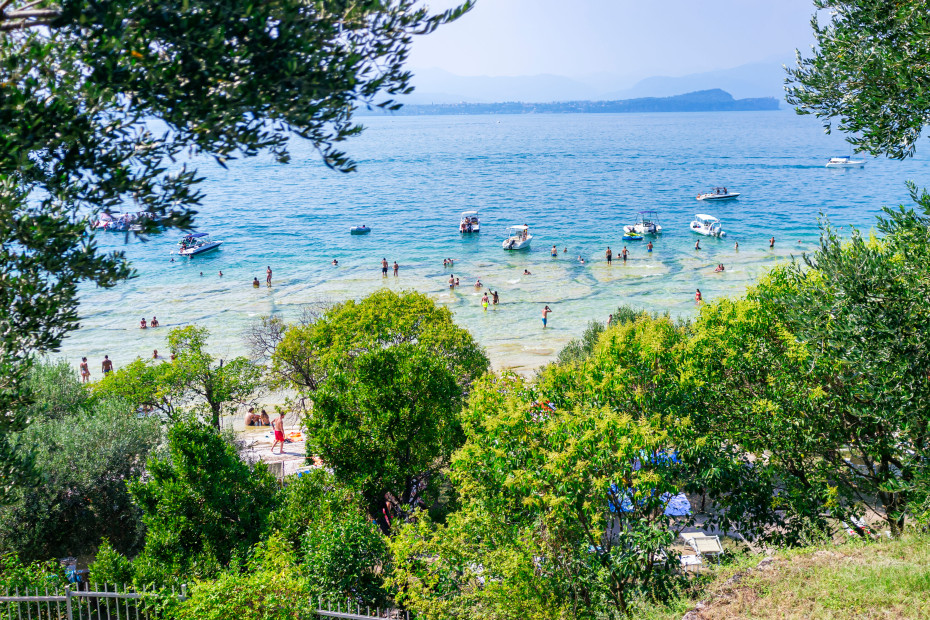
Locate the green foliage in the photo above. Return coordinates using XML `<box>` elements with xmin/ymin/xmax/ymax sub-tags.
<box><xmin>684</xmin><ymin>186</ymin><xmax>930</xmax><ymax>535</ymax></box>
<box><xmin>279</xmin><ymin>290</ymin><xmax>489</xmax><ymax>532</ymax></box>
<box><xmin>786</xmin><ymin>0</ymin><xmax>930</xmax><ymax>158</ymax></box>
<box><xmin>555</xmin><ymin>319</ymin><xmax>606</xmax><ymax>365</ymax></box>
<box><xmin>95</xmin><ymin>326</ymin><xmax>263</xmax><ymax>429</ymax></box>
<box><xmin>0</xmin><ymin>362</ymin><xmax>161</xmax><ymax>561</ymax></box>
<box><xmin>177</xmin><ymin>535</ymin><xmax>313</xmax><ymax>620</ymax></box>
<box><xmin>0</xmin><ymin>0</ymin><xmax>470</xmax><ymax>503</ymax></box>
<box><xmin>127</xmin><ymin>422</ymin><xmax>278</xmax><ymax>581</ymax></box>
<box><xmin>0</xmin><ymin>553</ymin><xmax>66</xmax><ymax>592</ymax></box>
<box><xmin>269</xmin><ymin>470</ymin><xmax>389</xmax><ymax>605</ymax></box>
<box><xmin>391</xmin><ymin>373</ymin><xmax>694</xmax><ymax>619</ymax></box>
<box><xmin>309</xmin><ymin>343</ymin><xmax>465</xmax><ymax>534</ymax></box>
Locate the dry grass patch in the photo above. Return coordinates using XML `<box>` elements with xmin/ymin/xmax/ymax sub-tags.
<box><xmin>687</xmin><ymin>533</ymin><xmax>930</xmax><ymax>619</ymax></box>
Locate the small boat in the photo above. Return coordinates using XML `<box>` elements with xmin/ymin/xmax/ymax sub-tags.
<box><xmin>459</xmin><ymin>210</ymin><xmax>480</xmax><ymax>233</ymax></box>
<box><xmin>622</xmin><ymin>232</ymin><xmax>644</xmax><ymax>241</ymax></box>
<box><xmin>690</xmin><ymin>214</ymin><xmax>726</xmax><ymax>237</ymax></box>
<box><xmin>623</xmin><ymin>210</ymin><xmax>662</xmax><ymax>235</ymax></box>
<box><xmin>825</xmin><ymin>156</ymin><xmax>865</xmax><ymax>168</ymax></box>
<box><xmin>697</xmin><ymin>187</ymin><xmax>740</xmax><ymax>201</ymax></box>
<box><xmin>178</xmin><ymin>232</ymin><xmax>223</xmax><ymax>256</ymax></box>
<box><xmin>350</xmin><ymin>225</ymin><xmax>371</xmax><ymax>235</ymax></box>
<box><xmin>502</xmin><ymin>225</ymin><xmax>532</xmax><ymax>251</ymax></box>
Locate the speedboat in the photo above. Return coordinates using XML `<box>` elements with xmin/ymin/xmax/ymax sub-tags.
<box><xmin>825</xmin><ymin>156</ymin><xmax>865</xmax><ymax>168</ymax></box>
<box><xmin>697</xmin><ymin>187</ymin><xmax>740</xmax><ymax>201</ymax></box>
<box><xmin>622</xmin><ymin>232</ymin><xmax>644</xmax><ymax>241</ymax></box>
<box><xmin>502</xmin><ymin>225</ymin><xmax>532</xmax><ymax>251</ymax></box>
<box><xmin>459</xmin><ymin>211</ymin><xmax>480</xmax><ymax>233</ymax></box>
<box><xmin>350</xmin><ymin>225</ymin><xmax>371</xmax><ymax>235</ymax></box>
<box><xmin>623</xmin><ymin>210</ymin><xmax>662</xmax><ymax>235</ymax></box>
<box><xmin>690</xmin><ymin>214</ymin><xmax>726</xmax><ymax>237</ymax></box>
<box><xmin>178</xmin><ymin>232</ymin><xmax>222</xmax><ymax>256</ymax></box>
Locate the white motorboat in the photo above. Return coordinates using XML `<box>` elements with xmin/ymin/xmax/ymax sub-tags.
<box><xmin>178</xmin><ymin>232</ymin><xmax>223</xmax><ymax>256</ymax></box>
<box><xmin>502</xmin><ymin>225</ymin><xmax>532</xmax><ymax>251</ymax></box>
<box><xmin>825</xmin><ymin>156</ymin><xmax>865</xmax><ymax>168</ymax></box>
<box><xmin>623</xmin><ymin>210</ymin><xmax>663</xmax><ymax>235</ymax></box>
<box><xmin>460</xmin><ymin>210</ymin><xmax>480</xmax><ymax>233</ymax></box>
<box><xmin>697</xmin><ymin>187</ymin><xmax>740</xmax><ymax>201</ymax></box>
<box><xmin>690</xmin><ymin>214</ymin><xmax>726</xmax><ymax>237</ymax></box>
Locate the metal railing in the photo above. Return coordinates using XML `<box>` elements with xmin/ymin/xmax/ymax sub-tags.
<box><xmin>315</xmin><ymin>598</ymin><xmax>410</xmax><ymax>620</ymax></box>
<box><xmin>0</xmin><ymin>584</ymin><xmax>187</xmax><ymax>620</ymax></box>
<box><xmin>2</xmin><ymin>585</ymin><xmax>409</xmax><ymax>620</ymax></box>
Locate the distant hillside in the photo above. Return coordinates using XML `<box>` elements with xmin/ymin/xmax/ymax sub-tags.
<box><xmin>377</xmin><ymin>89</ymin><xmax>778</xmax><ymax>116</ymax></box>
<box><xmin>604</xmin><ymin>59</ymin><xmax>793</xmax><ymax>101</ymax></box>
<box><xmin>402</xmin><ymin>59</ymin><xmax>792</xmax><ymax>104</ymax></box>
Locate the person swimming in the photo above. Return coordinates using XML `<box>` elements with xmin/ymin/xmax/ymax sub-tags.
<box><xmin>715</xmin><ymin>263</ymin><xmax>725</xmax><ymax>272</ymax></box>
<box><xmin>523</xmin><ymin>269</ymin><xmax>531</xmax><ymax>275</ymax></box>
<box><xmin>253</xmin><ymin>277</ymin><xmax>260</xmax><ymax>288</ymax></box>
<box><xmin>140</xmin><ymin>317</ymin><xmax>147</xmax><ymax>329</ymax></box>
<box><xmin>151</xmin><ymin>316</ymin><xmax>159</xmax><ymax>327</ymax></box>
<box><xmin>332</xmin><ymin>259</ymin><xmax>338</xmax><ymax>266</ymax></box>
<box><xmin>475</xmin><ymin>279</ymin><xmax>483</xmax><ymax>288</ymax></box>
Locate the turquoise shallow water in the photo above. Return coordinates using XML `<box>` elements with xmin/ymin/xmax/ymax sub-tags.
<box><xmin>62</xmin><ymin>111</ymin><xmax>930</xmax><ymax>373</ymax></box>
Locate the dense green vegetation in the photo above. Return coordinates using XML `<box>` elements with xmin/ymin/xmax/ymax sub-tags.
<box><xmin>1</xmin><ymin>202</ymin><xmax>928</xmax><ymax>618</ymax></box>
<box><xmin>0</xmin><ymin>0</ymin><xmax>470</xmax><ymax>504</ymax></box>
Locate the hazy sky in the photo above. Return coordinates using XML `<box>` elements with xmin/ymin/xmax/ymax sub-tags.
<box><xmin>410</xmin><ymin>0</ymin><xmax>817</xmax><ymax>79</ymax></box>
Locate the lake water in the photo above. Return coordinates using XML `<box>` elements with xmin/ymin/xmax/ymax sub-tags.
<box><xmin>62</xmin><ymin>110</ymin><xmax>930</xmax><ymax>373</ymax></box>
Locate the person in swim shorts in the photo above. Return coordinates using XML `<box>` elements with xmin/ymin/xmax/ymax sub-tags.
<box><xmin>481</xmin><ymin>292</ymin><xmax>489</xmax><ymax>311</ymax></box>
<box><xmin>271</xmin><ymin>411</ymin><xmax>286</xmax><ymax>454</ymax></box>
<box><xmin>381</xmin><ymin>258</ymin><xmax>388</xmax><ymax>276</ymax></box>
<box><xmin>542</xmin><ymin>305</ymin><xmax>551</xmax><ymax>328</ymax></box>
<box><xmin>647</xmin><ymin>241</ymin><xmax>653</xmax><ymax>252</ymax></box>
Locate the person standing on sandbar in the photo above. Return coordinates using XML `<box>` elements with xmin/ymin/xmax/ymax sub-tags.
<box><xmin>381</xmin><ymin>258</ymin><xmax>388</xmax><ymax>276</ymax></box>
<box><xmin>266</xmin><ymin>265</ymin><xmax>272</xmax><ymax>286</ymax></box>
<box><xmin>542</xmin><ymin>305</ymin><xmax>552</xmax><ymax>328</ymax></box>
<box><xmin>606</xmin><ymin>246</ymin><xmax>612</xmax><ymax>264</ymax></box>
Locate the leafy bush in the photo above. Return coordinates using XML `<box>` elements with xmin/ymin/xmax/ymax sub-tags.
<box><xmin>0</xmin><ymin>362</ymin><xmax>161</xmax><ymax>561</ymax></box>
<box><xmin>270</xmin><ymin>470</ymin><xmax>389</xmax><ymax>606</ymax></box>
<box><xmin>126</xmin><ymin>421</ymin><xmax>278</xmax><ymax>582</ymax></box>
<box><xmin>176</xmin><ymin>535</ymin><xmax>312</xmax><ymax>620</ymax></box>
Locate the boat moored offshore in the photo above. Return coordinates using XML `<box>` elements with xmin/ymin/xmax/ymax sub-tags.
<box><xmin>502</xmin><ymin>225</ymin><xmax>532</xmax><ymax>251</ymax></box>
<box><xmin>690</xmin><ymin>214</ymin><xmax>726</xmax><ymax>237</ymax></box>
<box><xmin>825</xmin><ymin>156</ymin><xmax>865</xmax><ymax>168</ymax></box>
<box><xmin>178</xmin><ymin>233</ymin><xmax>223</xmax><ymax>256</ymax></box>
<box><xmin>623</xmin><ymin>210</ymin><xmax>663</xmax><ymax>235</ymax></box>
<box><xmin>697</xmin><ymin>187</ymin><xmax>740</xmax><ymax>201</ymax></box>
<box><xmin>459</xmin><ymin>211</ymin><xmax>480</xmax><ymax>233</ymax></box>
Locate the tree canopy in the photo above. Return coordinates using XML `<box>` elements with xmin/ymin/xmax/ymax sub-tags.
<box><xmin>275</xmin><ymin>290</ymin><xmax>489</xmax><ymax>533</ymax></box>
<box><xmin>786</xmin><ymin>0</ymin><xmax>930</xmax><ymax>158</ymax></box>
<box><xmin>0</xmin><ymin>0</ymin><xmax>469</xmax><ymax>494</ymax></box>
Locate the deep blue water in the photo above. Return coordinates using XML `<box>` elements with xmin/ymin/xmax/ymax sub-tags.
<box><xmin>66</xmin><ymin>110</ymin><xmax>930</xmax><ymax>372</ymax></box>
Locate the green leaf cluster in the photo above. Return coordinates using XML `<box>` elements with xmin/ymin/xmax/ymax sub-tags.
<box><xmin>271</xmin><ymin>290</ymin><xmax>490</xmax><ymax>533</ymax></box>
<box><xmin>786</xmin><ymin>0</ymin><xmax>930</xmax><ymax>158</ymax></box>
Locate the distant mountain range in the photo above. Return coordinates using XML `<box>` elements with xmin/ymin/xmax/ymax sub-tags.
<box><xmin>368</xmin><ymin>89</ymin><xmax>779</xmax><ymax>116</ymax></box>
<box><xmin>400</xmin><ymin>58</ymin><xmax>793</xmax><ymax>105</ymax></box>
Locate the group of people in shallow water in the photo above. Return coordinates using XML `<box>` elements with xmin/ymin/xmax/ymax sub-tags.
<box><xmin>139</xmin><ymin>316</ymin><xmax>159</xmax><ymax>329</ymax></box>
